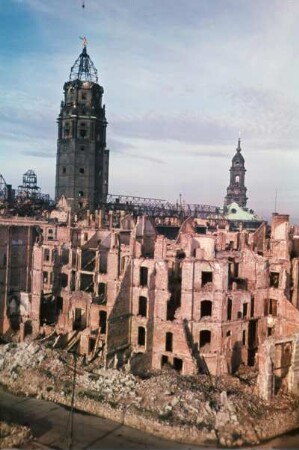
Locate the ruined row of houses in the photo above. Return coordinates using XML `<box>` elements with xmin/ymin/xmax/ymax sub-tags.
<box><xmin>0</xmin><ymin>205</ymin><xmax>299</xmax><ymax>399</ymax></box>
<box><xmin>0</xmin><ymin>42</ymin><xmax>299</xmax><ymax>401</ymax></box>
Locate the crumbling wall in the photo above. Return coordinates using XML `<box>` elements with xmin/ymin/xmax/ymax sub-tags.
<box><xmin>106</xmin><ymin>261</ymin><xmax>132</xmax><ymax>367</ymax></box>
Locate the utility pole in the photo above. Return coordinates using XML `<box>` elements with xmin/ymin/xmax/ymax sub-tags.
<box><xmin>67</xmin><ymin>353</ymin><xmax>77</xmax><ymax>449</ymax></box>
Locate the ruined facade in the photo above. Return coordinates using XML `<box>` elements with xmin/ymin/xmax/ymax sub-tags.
<box><xmin>55</xmin><ymin>43</ymin><xmax>109</xmax><ymax>211</ymax></box>
<box><xmin>1</xmin><ymin>206</ymin><xmax>299</xmax><ymax>400</ymax></box>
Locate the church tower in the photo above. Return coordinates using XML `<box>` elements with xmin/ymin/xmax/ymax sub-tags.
<box><xmin>55</xmin><ymin>41</ymin><xmax>109</xmax><ymax>211</ymax></box>
<box><xmin>224</xmin><ymin>138</ymin><xmax>247</xmax><ymax>208</ymax></box>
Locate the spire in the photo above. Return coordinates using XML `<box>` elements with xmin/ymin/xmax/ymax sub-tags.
<box><xmin>237</xmin><ymin>137</ymin><xmax>241</xmax><ymax>152</ymax></box>
<box><xmin>69</xmin><ymin>38</ymin><xmax>98</xmax><ymax>83</ymax></box>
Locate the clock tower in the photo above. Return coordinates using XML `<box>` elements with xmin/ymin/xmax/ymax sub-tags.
<box><xmin>55</xmin><ymin>41</ymin><xmax>109</xmax><ymax>211</ymax></box>
<box><xmin>224</xmin><ymin>138</ymin><xmax>247</xmax><ymax>208</ymax></box>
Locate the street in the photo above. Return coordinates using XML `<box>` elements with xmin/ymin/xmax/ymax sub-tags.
<box><xmin>0</xmin><ymin>388</ymin><xmax>207</xmax><ymax>449</ymax></box>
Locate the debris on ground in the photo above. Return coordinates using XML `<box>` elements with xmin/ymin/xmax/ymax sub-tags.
<box><xmin>0</xmin><ymin>340</ymin><xmax>298</xmax><ymax>448</ymax></box>
<box><xmin>0</xmin><ymin>420</ymin><xmax>32</xmax><ymax>449</ymax></box>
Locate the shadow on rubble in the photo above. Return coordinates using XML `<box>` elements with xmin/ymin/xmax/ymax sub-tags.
<box><xmin>183</xmin><ymin>319</ymin><xmax>209</xmax><ymax>374</ymax></box>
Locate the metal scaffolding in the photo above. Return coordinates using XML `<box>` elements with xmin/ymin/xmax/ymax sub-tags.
<box><xmin>101</xmin><ymin>194</ymin><xmax>224</xmax><ymax>220</ymax></box>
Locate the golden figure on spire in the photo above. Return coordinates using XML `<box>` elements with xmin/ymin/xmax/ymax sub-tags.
<box><xmin>80</xmin><ymin>36</ymin><xmax>88</xmax><ymax>48</ymax></box>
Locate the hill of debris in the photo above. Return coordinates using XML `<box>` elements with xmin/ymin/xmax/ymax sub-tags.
<box><xmin>0</xmin><ymin>340</ymin><xmax>298</xmax><ymax>447</ymax></box>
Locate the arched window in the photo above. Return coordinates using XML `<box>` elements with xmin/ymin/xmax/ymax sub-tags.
<box><xmin>235</xmin><ymin>175</ymin><xmax>240</xmax><ymax>183</ymax></box>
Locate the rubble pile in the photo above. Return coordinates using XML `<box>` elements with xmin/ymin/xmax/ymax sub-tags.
<box><xmin>0</xmin><ymin>421</ymin><xmax>31</xmax><ymax>449</ymax></box>
<box><xmin>0</xmin><ymin>341</ymin><xmax>299</xmax><ymax>447</ymax></box>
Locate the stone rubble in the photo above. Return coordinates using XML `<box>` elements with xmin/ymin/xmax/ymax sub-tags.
<box><xmin>0</xmin><ymin>341</ymin><xmax>299</xmax><ymax>448</ymax></box>
<box><xmin>0</xmin><ymin>421</ymin><xmax>32</xmax><ymax>449</ymax></box>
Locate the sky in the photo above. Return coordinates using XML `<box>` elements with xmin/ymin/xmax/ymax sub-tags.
<box><xmin>1</xmin><ymin>0</ymin><xmax>299</xmax><ymax>222</ymax></box>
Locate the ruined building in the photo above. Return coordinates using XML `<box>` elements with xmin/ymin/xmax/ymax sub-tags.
<box><xmin>0</xmin><ymin>44</ymin><xmax>299</xmax><ymax>402</ymax></box>
<box><xmin>55</xmin><ymin>42</ymin><xmax>109</xmax><ymax>211</ymax></box>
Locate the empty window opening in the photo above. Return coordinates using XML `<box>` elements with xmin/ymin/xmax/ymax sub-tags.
<box><xmin>267</xmin><ymin>327</ymin><xmax>272</xmax><ymax>337</ymax></box>
<box><xmin>250</xmin><ymin>297</ymin><xmax>255</xmax><ymax>317</ymax></box>
<box><xmin>167</xmin><ymin>265</ymin><xmax>182</xmax><ymax>321</ymax></box>
<box><xmin>84</xmin><ymin>232</ymin><xmax>88</xmax><ymax>241</ymax></box>
<box><xmin>98</xmin><ymin>283</ymin><xmax>106</xmax><ymax>303</ymax></box>
<box><xmin>70</xmin><ymin>271</ymin><xmax>76</xmax><ymax>292</ymax></box>
<box><xmin>165</xmin><ymin>332</ymin><xmax>173</xmax><ymax>352</ymax></box>
<box><xmin>247</xmin><ymin>320</ymin><xmax>258</xmax><ymax>366</ymax></box>
<box><xmin>24</xmin><ymin>321</ymin><xmax>32</xmax><ymax>337</ymax></box>
<box><xmin>78</xmin><ymin>202</ymin><xmax>83</xmax><ymax>208</ymax></box>
<box><xmin>80</xmin><ymin>273</ymin><xmax>94</xmax><ymax>292</ymax></box>
<box><xmin>138</xmin><ymin>327</ymin><xmax>146</xmax><ymax>346</ymax></box>
<box><xmin>61</xmin><ymin>247</ymin><xmax>69</xmax><ymax>265</ymax></box>
<box><xmin>226</xmin><ymin>330</ymin><xmax>231</xmax><ymax>337</ymax></box>
<box><xmin>43</xmin><ymin>271</ymin><xmax>48</xmax><ymax>284</ymax></box>
<box><xmin>99</xmin><ymin>310</ymin><xmax>107</xmax><ymax>334</ymax></box>
<box><xmin>44</xmin><ymin>248</ymin><xmax>50</xmax><ymax>262</ymax></box>
<box><xmin>80</xmin><ymin>145</ymin><xmax>85</xmax><ymax>151</ymax></box>
<box><xmin>62</xmin><ymin>167</ymin><xmax>66</xmax><ymax>174</ymax></box>
<box><xmin>200</xmin><ymin>300</ymin><xmax>212</xmax><ymax>318</ymax></box>
<box><xmin>242</xmin><ymin>303</ymin><xmax>248</xmax><ymax>318</ymax></box>
<box><xmin>237</xmin><ymin>311</ymin><xmax>242</xmax><ymax>319</ymax></box>
<box><xmin>176</xmin><ymin>250</ymin><xmax>186</xmax><ymax>259</ymax></box>
<box><xmin>81</xmin><ymin>92</ymin><xmax>87</xmax><ymax>100</ymax></box>
<box><xmin>78</xmin><ymin>191</ymin><xmax>84</xmax><ymax>198</ymax></box>
<box><xmin>140</xmin><ymin>267</ymin><xmax>148</xmax><ymax>287</ymax></box>
<box><xmin>81</xmin><ymin>249</ymin><xmax>96</xmax><ymax>271</ymax></box>
<box><xmin>60</xmin><ymin>273</ymin><xmax>68</xmax><ymax>288</ymax></box>
<box><xmin>74</xmin><ymin>308</ymin><xmax>83</xmax><ymax>331</ymax></box>
<box><xmin>89</xmin><ymin>338</ymin><xmax>95</xmax><ymax>353</ymax></box>
<box><xmin>242</xmin><ymin>330</ymin><xmax>246</xmax><ymax>346</ymax></box>
<box><xmin>56</xmin><ymin>296</ymin><xmax>63</xmax><ymax>312</ymax></box>
<box><xmin>235</xmin><ymin>175</ymin><xmax>240</xmax><ymax>183</ymax></box>
<box><xmin>79</xmin><ymin>168</ymin><xmax>85</xmax><ymax>174</ymax></box>
<box><xmin>270</xmin><ymin>272</ymin><xmax>279</xmax><ymax>288</ymax></box>
<box><xmin>202</xmin><ymin>271</ymin><xmax>213</xmax><ymax>286</ymax></box>
<box><xmin>227</xmin><ymin>298</ymin><xmax>232</xmax><ymax>320</ymax></box>
<box><xmin>173</xmin><ymin>357</ymin><xmax>183</xmax><ymax>372</ymax></box>
<box><xmin>138</xmin><ymin>296</ymin><xmax>147</xmax><ymax>317</ymax></box>
<box><xmin>161</xmin><ymin>355</ymin><xmax>169</xmax><ymax>367</ymax></box>
<box><xmin>99</xmin><ymin>252</ymin><xmax>108</xmax><ymax>273</ymax></box>
<box><xmin>199</xmin><ymin>330</ymin><xmax>211</xmax><ymax>351</ymax></box>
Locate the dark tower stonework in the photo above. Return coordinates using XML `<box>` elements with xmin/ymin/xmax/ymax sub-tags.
<box><xmin>55</xmin><ymin>43</ymin><xmax>109</xmax><ymax>211</ymax></box>
<box><xmin>224</xmin><ymin>139</ymin><xmax>247</xmax><ymax>208</ymax></box>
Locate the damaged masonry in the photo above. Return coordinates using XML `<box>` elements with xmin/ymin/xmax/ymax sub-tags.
<box><xmin>1</xmin><ymin>203</ymin><xmax>299</xmax><ymax>402</ymax></box>
<box><xmin>1</xmin><ymin>41</ymin><xmax>299</xmax><ymax>448</ymax></box>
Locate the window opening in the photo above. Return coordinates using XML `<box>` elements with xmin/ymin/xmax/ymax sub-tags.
<box><xmin>199</xmin><ymin>330</ymin><xmax>211</xmax><ymax>351</ymax></box>
<box><xmin>202</xmin><ymin>271</ymin><xmax>213</xmax><ymax>286</ymax></box>
<box><xmin>165</xmin><ymin>332</ymin><xmax>173</xmax><ymax>352</ymax></box>
<box><xmin>200</xmin><ymin>300</ymin><xmax>212</xmax><ymax>318</ymax></box>
<box><xmin>138</xmin><ymin>296</ymin><xmax>147</xmax><ymax>317</ymax></box>
<box><xmin>173</xmin><ymin>357</ymin><xmax>183</xmax><ymax>372</ymax></box>
<box><xmin>140</xmin><ymin>267</ymin><xmax>148</xmax><ymax>287</ymax></box>
<box><xmin>99</xmin><ymin>311</ymin><xmax>107</xmax><ymax>334</ymax></box>
<box><xmin>227</xmin><ymin>298</ymin><xmax>232</xmax><ymax>320</ymax></box>
<box><xmin>138</xmin><ymin>327</ymin><xmax>146</xmax><ymax>346</ymax></box>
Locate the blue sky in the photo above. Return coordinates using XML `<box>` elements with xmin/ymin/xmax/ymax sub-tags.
<box><xmin>1</xmin><ymin>0</ymin><xmax>299</xmax><ymax>221</ymax></box>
